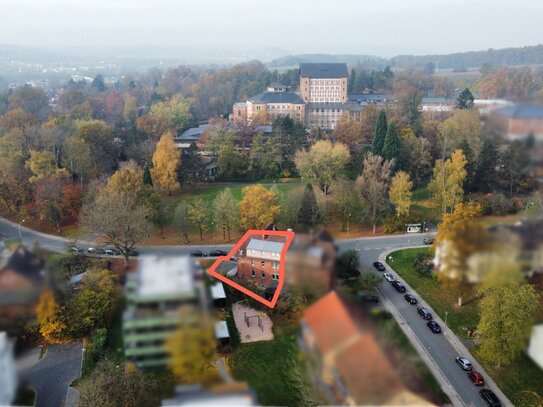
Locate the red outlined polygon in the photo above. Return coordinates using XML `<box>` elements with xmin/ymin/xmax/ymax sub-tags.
<box><xmin>207</xmin><ymin>229</ymin><xmax>295</xmax><ymax>308</ymax></box>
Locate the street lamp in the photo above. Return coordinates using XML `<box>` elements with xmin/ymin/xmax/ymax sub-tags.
<box><xmin>347</xmin><ymin>213</ymin><xmax>352</xmax><ymax>237</ymax></box>
<box><xmin>18</xmin><ymin>219</ymin><xmax>25</xmax><ymax>240</ymax></box>
<box><xmin>444</xmin><ymin>311</ymin><xmax>449</xmax><ymax>326</ymax></box>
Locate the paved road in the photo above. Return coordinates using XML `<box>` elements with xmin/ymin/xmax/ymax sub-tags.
<box><xmin>20</xmin><ymin>342</ymin><xmax>83</xmax><ymax>407</ymax></box>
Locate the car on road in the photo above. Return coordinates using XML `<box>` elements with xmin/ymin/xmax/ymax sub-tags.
<box><xmin>208</xmin><ymin>249</ymin><xmax>228</xmax><ymax>257</ymax></box>
<box><xmin>455</xmin><ymin>356</ymin><xmax>473</xmax><ymax>371</ymax></box>
<box><xmin>404</xmin><ymin>294</ymin><xmax>417</xmax><ymax>304</ymax></box>
<box><xmin>372</xmin><ymin>261</ymin><xmax>386</xmax><ymax>271</ymax></box>
<box><xmin>479</xmin><ymin>389</ymin><xmax>501</xmax><ymax>407</ymax></box>
<box><xmin>87</xmin><ymin>247</ymin><xmax>105</xmax><ymax>255</ymax></box>
<box><xmin>127</xmin><ymin>248</ymin><xmax>139</xmax><ymax>257</ymax></box>
<box><xmin>423</xmin><ymin>236</ymin><xmax>435</xmax><ymax>245</ymax></box>
<box><xmin>104</xmin><ymin>248</ymin><xmax>120</xmax><ymax>256</ymax></box>
<box><xmin>417</xmin><ymin>307</ymin><xmax>432</xmax><ymax>320</ymax></box>
<box><xmin>467</xmin><ymin>371</ymin><xmax>484</xmax><ymax>386</ymax></box>
<box><xmin>426</xmin><ymin>320</ymin><xmax>442</xmax><ymax>333</ymax></box>
<box><xmin>383</xmin><ymin>273</ymin><xmax>395</xmax><ymax>282</ymax></box>
<box><xmin>391</xmin><ymin>280</ymin><xmax>406</xmax><ymax>293</ymax></box>
<box><xmin>69</xmin><ymin>246</ymin><xmax>82</xmax><ymax>253</ymax></box>
<box><xmin>359</xmin><ymin>291</ymin><xmax>379</xmax><ymax>303</ymax></box>
<box><xmin>190</xmin><ymin>250</ymin><xmax>206</xmax><ymax>257</ymax></box>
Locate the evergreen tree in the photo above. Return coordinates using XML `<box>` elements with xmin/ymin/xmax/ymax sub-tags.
<box><xmin>459</xmin><ymin>139</ymin><xmax>476</xmax><ymax>192</ymax></box>
<box><xmin>143</xmin><ymin>162</ymin><xmax>153</xmax><ymax>186</ymax></box>
<box><xmin>348</xmin><ymin>68</ymin><xmax>356</xmax><ymax>94</ymax></box>
<box><xmin>456</xmin><ymin>88</ymin><xmax>474</xmax><ymax>109</ymax></box>
<box><xmin>382</xmin><ymin>122</ymin><xmax>400</xmax><ymax>162</ymax></box>
<box><xmin>297</xmin><ymin>184</ymin><xmax>320</xmax><ymax>227</ymax></box>
<box><xmin>372</xmin><ymin>111</ymin><xmax>388</xmax><ymax>156</ymax></box>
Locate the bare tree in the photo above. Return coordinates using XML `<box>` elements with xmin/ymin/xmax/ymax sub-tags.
<box><xmin>356</xmin><ymin>153</ymin><xmax>394</xmax><ymax>234</ymax></box>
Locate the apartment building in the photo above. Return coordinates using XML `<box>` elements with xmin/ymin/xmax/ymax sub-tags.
<box><xmin>237</xmin><ymin>238</ymin><xmax>285</xmax><ymax>288</ymax></box>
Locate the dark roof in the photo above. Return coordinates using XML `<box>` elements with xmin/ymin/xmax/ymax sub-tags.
<box><xmin>248</xmin><ymin>92</ymin><xmax>303</xmax><ymax>104</ymax></box>
<box><xmin>177</xmin><ymin>124</ymin><xmax>208</xmax><ymax>141</ymax></box>
<box><xmin>495</xmin><ymin>104</ymin><xmax>543</xmax><ymax>119</ymax></box>
<box><xmin>267</xmin><ymin>82</ymin><xmax>289</xmax><ymax>89</ymax></box>
<box><xmin>1</xmin><ymin>245</ymin><xmax>45</xmax><ymax>284</ymax></box>
<box><xmin>299</xmin><ymin>63</ymin><xmax>348</xmax><ymax>78</ymax></box>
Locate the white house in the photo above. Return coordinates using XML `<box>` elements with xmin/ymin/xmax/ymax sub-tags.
<box><xmin>528</xmin><ymin>324</ymin><xmax>543</xmax><ymax>370</ymax></box>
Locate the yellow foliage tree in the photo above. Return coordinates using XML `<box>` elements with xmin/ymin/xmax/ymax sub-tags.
<box><xmin>428</xmin><ymin>149</ymin><xmax>467</xmax><ymax>214</ymax></box>
<box><xmin>107</xmin><ymin>160</ymin><xmax>145</xmax><ymax>200</ymax></box>
<box><xmin>151</xmin><ymin>131</ymin><xmax>181</xmax><ymax>195</ymax></box>
<box><xmin>389</xmin><ymin>171</ymin><xmax>413</xmax><ymax>218</ymax></box>
<box><xmin>35</xmin><ymin>290</ymin><xmax>67</xmax><ymax>344</ymax></box>
<box><xmin>166</xmin><ymin>306</ymin><xmax>218</xmax><ymax>385</ymax></box>
<box><xmin>239</xmin><ymin>185</ymin><xmax>280</xmax><ymax>230</ymax></box>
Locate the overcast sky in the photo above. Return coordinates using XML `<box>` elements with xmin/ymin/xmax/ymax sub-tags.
<box><xmin>2</xmin><ymin>0</ymin><xmax>542</xmax><ymax>57</ymax></box>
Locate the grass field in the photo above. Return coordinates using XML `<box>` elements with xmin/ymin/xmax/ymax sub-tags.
<box><xmin>387</xmin><ymin>248</ymin><xmax>543</xmax><ymax>407</ymax></box>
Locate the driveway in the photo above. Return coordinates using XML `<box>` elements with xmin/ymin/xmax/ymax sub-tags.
<box><xmin>20</xmin><ymin>342</ymin><xmax>83</xmax><ymax>407</ymax></box>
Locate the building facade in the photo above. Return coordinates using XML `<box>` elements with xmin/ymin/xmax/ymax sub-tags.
<box><xmin>237</xmin><ymin>238</ymin><xmax>285</xmax><ymax>288</ymax></box>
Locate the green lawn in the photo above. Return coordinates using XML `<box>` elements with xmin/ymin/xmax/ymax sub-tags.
<box><xmin>386</xmin><ymin>248</ymin><xmax>480</xmax><ymax>337</ymax></box>
<box><xmin>230</xmin><ymin>326</ymin><xmax>321</xmax><ymax>406</ymax></box>
<box><xmin>411</xmin><ymin>187</ymin><xmax>441</xmax><ymax>224</ymax></box>
<box><xmin>387</xmin><ymin>248</ymin><xmax>543</xmax><ymax>407</ymax></box>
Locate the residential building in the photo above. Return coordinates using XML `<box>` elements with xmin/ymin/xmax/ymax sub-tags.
<box><xmin>0</xmin><ymin>332</ymin><xmax>16</xmax><ymax>406</ymax></box>
<box><xmin>237</xmin><ymin>238</ymin><xmax>285</xmax><ymax>288</ymax></box>
<box><xmin>161</xmin><ymin>383</ymin><xmax>257</xmax><ymax>406</ymax></box>
<box><xmin>246</xmin><ymin>90</ymin><xmax>305</xmax><ymax>123</ymax></box>
<box><xmin>122</xmin><ymin>256</ymin><xmax>202</xmax><ymax>368</ymax></box>
<box><xmin>301</xmin><ymin>291</ymin><xmax>435</xmax><ymax>406</ymax></box>
<box><xmin>285</xmin><ymin>230</ymin><xmax>337</xmax><ymax>292</ymax></box>
<box><xmin>491</xmin><ymin>103</ymin><xmax>543</xmax><ymax>143</ymax></box>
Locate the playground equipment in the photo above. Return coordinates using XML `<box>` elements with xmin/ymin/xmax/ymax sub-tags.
<box><xmin>244</xmin><ymin>311</ymin><xmax>264</xmax><ymax>332</ymax></box>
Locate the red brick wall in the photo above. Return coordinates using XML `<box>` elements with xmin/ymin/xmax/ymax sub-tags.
<box><xmin>237</xmin><ymin>257</ymin><xmax>279</xmax><ymax>287</ymax></box>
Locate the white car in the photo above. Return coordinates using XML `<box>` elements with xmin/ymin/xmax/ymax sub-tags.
<box><xmin>383</xmin><ymin>273</ymin><xmax>395</xmax><ymax>282</ymax></box>
<box><xmin>455</xmin><ymin>356</ymin><xmax>473</xmax><ymax>371</ymax></box>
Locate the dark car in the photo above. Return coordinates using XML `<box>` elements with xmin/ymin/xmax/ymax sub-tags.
<box><xmin>426</xmin><ymin>320</ymin><xmax>442</xmax><ymax>333</ymax></box>
<box><xmin>417</xmin><ymin>307</ymin><xmax>432</xmax><ymax>320</ymax></box>
<box><xmin>359</xmin><ymin>291</ymin><xmax>379</xmax><ymax>303</ymax></box>
<box><xmin>208</xmin><ymin>249</ymin><xmax>228</xmax><ymax>257</ymax></box>
<box><xmin>372</xmin><ymin>261</ymin><xmax>386</xmax><ymax>272</ymax></box>
<box><xmin>87</xmin><ymin>247</ymin><xmax>105</xmax><ymax>255</ymax></box>
<box><xmin>127</xmin><ymin>248</ymin><xmax>139</xmax><ymax>257</ymax></box>
<box><xmin>391</xmin><ymin>280</ymin><xmax>406</xmax><ymax>293</ymax></box>
<box><xmin>105</xmin><ymin>248</ymin><xmax>120</xmax><ymax>256</ymax></box>
<box><xmin>467</xmin><ymin>371</ymin><xmax>484</xmax><ymax>386</ymax></box>
<box><xmin>479</xmin><ymin>389</ymin><xmax>501</xmax><ymax>407</ymax></box>
<box><xmin>404</xmin><ymin>294</ymin><xmax>417</xmax><ymax>304</ymax></box>
<box><xmin>423</xmin><ymin>236</ymin><xmax>435</xmax><ymax>245</ymax></box>
<box><xmin>190</xmin><ymin>250</ymin><xmax>206</xmax><ymax>257</ymax></box>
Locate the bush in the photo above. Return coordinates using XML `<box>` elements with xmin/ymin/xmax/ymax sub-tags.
<box><xmin>83</xmin><ymin>328</ymin><xmax>107</xmax><ymax>375</ymax></box>
<box><xmin>489</xmin><ymin>193</ymin><xmax>513</xmax><ymax>216</ymax></box>
<box><xmin>413</xmin><ymin>253</ymin><xmax>433</xmax><ymax>276</ymax></box>
<box><xmin>337</xmin><ymin>250</ymin><xmax>361</xmax><ymax>278</ymax></box>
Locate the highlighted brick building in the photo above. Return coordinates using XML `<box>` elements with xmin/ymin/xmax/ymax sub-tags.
<box><xmin>237</xmin><ymin>238</ymin><xmax>285</xmax><ymax>288</ymax></box>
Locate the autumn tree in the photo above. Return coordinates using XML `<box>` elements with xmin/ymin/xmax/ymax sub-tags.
<box><xmin>107</xmin><ymin>160</ymin><xmax>145</xmax><ymax>201</ymax></box>
<box><xmin>389</xmin><ymin>171</ymin><xmax>413</xmax><ymax>218</ymax></box>
<box><xmin>213</xmin><ymin>188</ymin><xmax>238</xmax><ymax>240</ymax></box>
<box><xmin>151</xmin><ymin>131</ymin><xmax>181</xmax><ymax>195</ymax></box>
<box><xmin>8</xmin><ymin>84</ymin><xmax>51</xmax><ymax>121</ymax></box>
<box><xmin>26</xmin><ymin>150</ymin><xmax>58</xmax><ymax>183</ymax></box>
<box><xmin>477</xmin><ymin>283</ymin><xmax>539</xmax><ymax>367</ymax></box>
<box><xmin>35</xmin><ymin>290</ymin><xmax>67</xmax><ymax>344</ymax></box>
<box><xmin>332</xmin><ymin>179</ymin><xmax>362</xmax><ymax>232</ymax></box>
<box><xmin>239</xmin><ymin>185</ymin><xmax>281</xmax><ymax>230</ymax></box>
<box><xmin>173</xmin><ymin>201</ymin><xmax>191</xmax><ymax>243</ymax></box>
<box><xmin>428</xmin><ymin>149</ymin><xmax>467</xmax><ymax>214</ymax></box>
<box><xmin>359</xmin><ymin>271</ymin><xmax>383</xmax><ymax>292</ymax></box>
<box><xmin>357</xmin><ymin>153</ymin><xmax>394</xmax><ymax>234</ymax></box>
<box><xmin>82</xmin><ymin>190</ymin><xmax>151</xmax><ymax>268</ymax></box>
<box><xmin>166</xmin><ymin>306</ymin><xmax>218</xmax><ymax>385</ymax></box>
<box><xmin>188</xmin><ymin>197</ymin><xmax>209</xmax><ymax>241</ymax></box>
<box><xmin>138</xmin><ymin>95</ymin><xmax>193</xmax><ymax>138</ymax></box>
<box><xmin>62</xmin><ymin>136</ymin><xmax>94</xmax><ymax>186</ymax></box>
<box><xmin>294</xmin><ymin>140</ymin><xmax>350</xmax><ymax>195</ymax></box>
<box><xmin>372</xmin><ymin>111</ymin><xmax>388</xmax><ymax>155</ymax></box>
<box><xmin>75</xmin><ymin>120</ymin><xmax>117</xmax><ymax>174</ymax></box>
<box><xmin>400</xmin><ymin>130</ymin><xmax>432</xmax><ymax>187</ymax></box>
<box><xmin>332</xmin><ymin>118</ymin><xmax>363</xmax><ymax>156</ymax></box>
<box><xmin>437</xmin><ymin>109</ymin><xmax>483</xmax><ymax>161</ymax></box>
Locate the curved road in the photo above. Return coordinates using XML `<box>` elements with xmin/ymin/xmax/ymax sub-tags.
<box><xmin>1</xmin><ymin>216</ymin><xmax>512</xmax><ymax>407</ymax></box>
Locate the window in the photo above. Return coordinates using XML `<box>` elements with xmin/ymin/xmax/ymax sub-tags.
<box><xmin>261</xmin><ymin>261</ymin><xmax>266</xmax><ymax>267</ymax></box>
<box><xmin>261</xmin><ymin>272</ymin><xmax>266</xmax><ymax>279</ymax></box>
<box><xmin>272</xmin><ymin>262</ymin><xmax>278</xmax><ymax>270</ymax></box>
<box><xmin>251</xmin><ymin>270</ymin><xmax>255</xmax><ymax>278</ymax></box>
<box><xmin>272</xmin><ymin>273</ymin><xmax>279</xmax><ymax>280</ymax></box>
<box><xmin>251</xmin><ymin>260</ymin><xmax>255</xmax><ymax>267</ymax></box>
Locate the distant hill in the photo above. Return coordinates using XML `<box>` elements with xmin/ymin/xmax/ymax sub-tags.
<box><xmin>390</xmin><ymin>44</ymin><xmax>543</xmax><ymax>70</ymax></box>
<box><xmin>267</xmin><ymin>54</ymin><xmax>387</xmax><ymax>69</ymax></box>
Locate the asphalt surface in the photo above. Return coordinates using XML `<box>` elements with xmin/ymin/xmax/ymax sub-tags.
<box><xmin>20</xmin><ymin>342</ymin><xmax>83</xmax><ymax>407</ymax></box>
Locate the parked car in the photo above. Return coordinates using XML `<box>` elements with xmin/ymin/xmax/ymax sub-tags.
<box><xmin>208</xmin><ymin>249</ymin><xmax>228</xmax><ymax>257</ymax></box>
<box><xmin>190</xmin><ymin>250</ymin><xmax>206</xmax><ymax>257</ymax></box>
<box><xmin>372</xmin><ymin>261</ymin><xmax>386</xmax><ymax>271</ymax></box>
<box><xmin>127</xmin><ymin>248</ymin><xmax>139</xmax><ymax>257</ymax></box>
<box><xmin>404</xmin><ymin>294</ymin><xmax>417</xmax><ymax>304</ymax></box>
<box><xmin>359</xmin><ymin>291</ymin><xmax>379</xmax><ymax>303</ymax></box>
<box><xmin>87</xmin><ymin>247</ymin><xmax>105</xmax><ymax>255</ymax></box>
<box><xmin>417</xmin><ymin>307</ymin><xmax>432</xmax><ymax>320</ymax></box>
<box><xmin>383</xmin><ymin>273</ymin><xmax>395</xmax><ymax>282</ymax></box>
<box><xmin>105</xmin><ymin>248</ymin><xmax>120</xmax><ymax>256</ymax></box>
<box><xmin>423</xmin><ymin>236</ymin><xmax>435</xmax><ymax>245</ymax></box>
<box><xmin>455</xmin><ymin>356</ymin><xmax>473</xmax><ymax>371</ymax></box>
<box><xmin>426</xmin><ymin>320</ymin><xmax>442</xmax><ymax>333</ymax></box>
<box><xmin>479</xmin><ymin>389</ymin><xmax>501</xmax><ymax>407</ymax></box>
<box><xmin>467</xmin><ymin>371</ymin><xmax>484</xmax><ymax>386</ymax></box>
<box><xmin>69</xmin><ymin>246</ymin><xmax>82</xmax><ymax>253</ymax></box>
<box><xmin>391</xmin><ymin>280</ymin><xmax>406</xmax><ymax>293</ymax></box>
